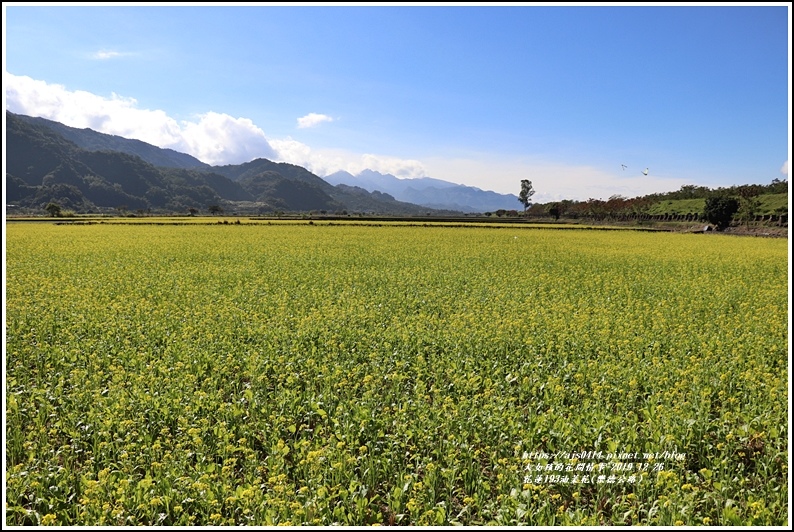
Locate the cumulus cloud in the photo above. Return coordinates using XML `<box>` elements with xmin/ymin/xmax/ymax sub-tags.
<box><xmin>297</xmin><ymin>113</ymin><xmax>334</xmax><ymax>129</ymax></box>
<box><xmin>178</xmin><ymin>113</ymin><xmax>276</xmax><ymax>165</ymax></box>
<box><xmin>5</xmin><ymin>73</ymin><xmax>276</xmax><ymax>165</ymax></box>
<box><xmin>781</xmin><ymin>160</ymin><xmax>789</xmax><ymax>176</ymax></box>
<box><xmin>268</xmin><ymin>137</ymin><xmax>316</xmax><ymax>166</ymax></box>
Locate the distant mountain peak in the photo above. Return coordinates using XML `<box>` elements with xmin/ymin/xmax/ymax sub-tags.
<box><xmin>322</xmin><ymin>169</ymin><xmax>518</xmax><ymax>213</ymax></box>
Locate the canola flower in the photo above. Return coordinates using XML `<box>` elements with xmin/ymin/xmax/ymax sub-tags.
<box><xmin>5</xmin><ymin>222</ymin><xmax>788</xmax><ymax>525</ymax></box>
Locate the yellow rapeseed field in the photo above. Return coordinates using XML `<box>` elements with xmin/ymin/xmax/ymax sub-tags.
<box><xmin>5</xmin><ymin>222</ymin><xmax>788</xmax><ymax>525</ymax></box>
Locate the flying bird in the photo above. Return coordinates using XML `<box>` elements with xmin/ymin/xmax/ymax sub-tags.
<box><xmin>642</xmin><ymin>168</ymin><xmax>649</xmax><ymax>176</ymax></box>
<box><xmin>621</xmin><ymin>164</ymin><xmax>627</xmax><ymax>171</ymax></box>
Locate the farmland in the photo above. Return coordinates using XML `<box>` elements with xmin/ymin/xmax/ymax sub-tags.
<box><xmin>4</xmin><ymin>221</ymin><xmax>789</xmax><ymax>525</ymax></box>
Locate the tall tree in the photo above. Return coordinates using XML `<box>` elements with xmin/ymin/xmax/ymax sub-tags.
<box><xmin>45</xmin><ymin>202</ymin><xmax>62</xmax><ymax>217</ymax></box>
<box><xmin>518</xmin><ymin>180</ymin><xmax>535</xmax><ymax>211</ymax></box>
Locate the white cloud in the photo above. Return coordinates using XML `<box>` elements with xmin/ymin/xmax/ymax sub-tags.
<box><xmin>297</xmin><ymin>113</ymin><xmax>334</xmax><ymax>129</ymax></box>
<box><xmin>352</xmin><ymin>154</ymin><xmax>425</xmax><ymax>178</ymax></box>
<box><xmin>268</xmin><ymin>139</ymin><xmax>426</xmax><ymax>179</ymax></box>
<box><xmin>178</xmin><ymin>113</ymin><xmax>276</xmax><ymax>165</ymax></box>
<box><xmin>781</xmin><ymin>160</ymin><xmax>789</xmax><ymax>176</ymax></box>
<box><xmin>91</xmin><ymin>50</ymin><xmax>127</xmax><ymax>60</ymax></box>
<box><xmin>268</xmin><ymin>137</ymin><xmax>316</xmax><ymax>166</ymax></box>
<box><xmin>5</xmin><ymin>73</ymin><xmax>276</xmax><ymax>165</ymax></box>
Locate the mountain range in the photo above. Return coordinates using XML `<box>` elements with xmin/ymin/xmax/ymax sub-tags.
<box><xmin>324</xmin><ymin>170</ymin><xmax>520</xmax><ymax>213</ymax></box>
<box><xmin>5</xmin><ymin>111</ymin><xmax>516</xmax><ymax>216</ymax></box>
<box><xmin>5</xmin><ymin>112</ymin><xmax>459</xmax><ymax>215</ymax></box>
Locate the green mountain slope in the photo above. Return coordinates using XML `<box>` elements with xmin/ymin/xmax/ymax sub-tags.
<box><xmin>12</xmin><ymin>113</ymin><xmax>210</xmax><ymax>170</ymax></box>
<box><xmin>5</xmin><ymin>111</ymin><xmax>457</xmax><ymax>215</ymax></box>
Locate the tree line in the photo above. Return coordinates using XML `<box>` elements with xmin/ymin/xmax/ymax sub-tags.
<box><xmin>519</xmin><ymin>179</ymin><xmax>788</xmax><ymax>229</ymax></box>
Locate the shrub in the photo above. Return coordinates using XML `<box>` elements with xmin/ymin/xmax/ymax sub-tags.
<box><xmin>703</xmin><ymin>195</ymin><xmax>739</xmax><ymax>230</ymax></box>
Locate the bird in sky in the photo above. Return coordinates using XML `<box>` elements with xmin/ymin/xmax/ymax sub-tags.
<box><xmin>621</xmin><ymin>164</ymin><xmax>627</xmax><ymax>171</ymax></box>
<box><xmin>642</xmin><ymin>168</ymin><xmax>649</xmax><ymax>176</ymax></box>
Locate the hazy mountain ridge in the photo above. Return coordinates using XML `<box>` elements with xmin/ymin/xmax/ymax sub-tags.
<box><xmin>5</xmin><ymin>112</ymin><xmax>459</xmax><ymax>215</ymax></box>
<box><xmin>323</xmin><ymin>169</ymin><xmax>520</xmax><ymax>213</ymax></box>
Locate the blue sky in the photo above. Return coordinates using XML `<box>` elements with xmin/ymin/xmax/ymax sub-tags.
<box><xmin>3</xmin><ymin>3</ymin><xmax>790</xmax><ymax>202</ymax></box>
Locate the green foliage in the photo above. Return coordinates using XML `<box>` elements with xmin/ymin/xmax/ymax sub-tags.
<box><xmin>648</xmin><ymin>181</ymin><xmax>787</xmax><ymax>202</ymax></box>
<box><xmin>547</xmin><ymin>203</ymin><xmax>562</xmax><ymax>220</ymax></box>
<box><xmin>645</xmin><ymin>198</ymin><xmax>706</xmax><ymax>216</ymax></box>
<box><xmin>641</xmin><ymin>194</ymin><xmax>787</xmax><ymax>218</ymax></box>
<box><xmin>703</xmin><ymin>195</ymin><xmax>740</xmax><ymax>229</ymax></box>
<box><xmin>736</xmin><ymin>196</ymin><xmax>761</xmax><ymax>224</ymax></box>
<box><xmin>518</xmin><ymin>180</ymin><xmax>535</xmax><ymax>211</ymax></box>
<box><xmin>44</xmin><ymin>202</ymin><xmax>62</xmax><ymax>217</ymax></box>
